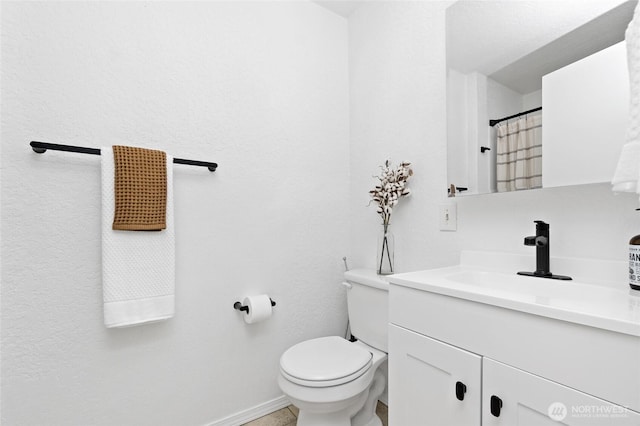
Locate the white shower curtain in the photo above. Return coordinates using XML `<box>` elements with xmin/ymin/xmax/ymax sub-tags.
<box><xmin>496</xmin><ymin>113</ymin><xmax>542</xmax><ymax>192</ymax></box>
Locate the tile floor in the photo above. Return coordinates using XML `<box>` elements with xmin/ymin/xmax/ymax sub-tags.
<box><xmin>242</xmin><ymin>402</ymin><xmax>388</xmax><ymax>426</ymax></box>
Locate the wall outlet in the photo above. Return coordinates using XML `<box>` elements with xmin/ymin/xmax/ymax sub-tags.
<box><xmin>439</xmin><ymin>203</ymin><xmax>457</xmax><ymax>231</ymax></box>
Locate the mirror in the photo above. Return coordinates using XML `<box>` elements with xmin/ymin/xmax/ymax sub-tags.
<box><xmin>446</xmin><ymin>0</ymin><xmax>637</xmax><ymax>196</ymax></box>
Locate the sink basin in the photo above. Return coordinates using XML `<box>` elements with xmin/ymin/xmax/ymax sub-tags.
<box><xmin>388</xmin><ymin>253</ymin><xmax>640</xmax><ymax>336</ymax></box>
<box><xmin>446</xmin><ymin>269</ymin><xmax>536</xmax><ymax>288</ymax></box>
<box><xmin>445</xmin><ymin>269</ymin><xmax>617</xmax><ymax>300</ymax></box>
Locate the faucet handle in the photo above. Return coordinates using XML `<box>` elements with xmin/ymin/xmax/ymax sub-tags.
<box><xmin>534</xmin><ymin>220</ymin><xmax>549</xmax><ymax>233</ymax></box>
<box><xmin>524</xmin><ymin>235</ymin><xmax>549</xmax><ymax>246</ymax></box>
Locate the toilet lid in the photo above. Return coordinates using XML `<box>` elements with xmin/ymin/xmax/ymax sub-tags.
<box><xmin>280</xmin><ymin>336</ymin><xmax>372</xmax><ymax>385</ymax></box>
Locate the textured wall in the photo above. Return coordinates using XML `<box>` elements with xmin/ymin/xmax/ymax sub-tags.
<box><xmin>348</xmin><ymin>1</ymin><xmax>640</xmax><ymax>275</ymax></box>
<box><xmin>348</xmin><ymin>1</ymin><xmax>460</xmax><ymax>272</ymax></box>
<box><xmin>5</xmin><ymin>1</ymin><xmax>640</xmax><ymax>425</ymax></box>
<box><xmin>1</xmin><ymin>2</ymin><xmax>349</xmax><ymax>425</ymax></box>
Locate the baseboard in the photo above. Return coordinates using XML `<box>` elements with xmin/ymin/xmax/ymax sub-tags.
<box><xmin>206</xmin><ymin>395</ymin><xmax>291</xmax><ymax>426</ymax></box>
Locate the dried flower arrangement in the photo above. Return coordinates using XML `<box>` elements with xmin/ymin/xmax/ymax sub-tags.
<box><xmin>369</xmin><ymin>160</ymin><xmax>413</xmax><ymax>227</ymax></box>
<box><xmin>369</xmin><ymin>160</ymin><xmax>413</xmax><ymax>274</ymax></box>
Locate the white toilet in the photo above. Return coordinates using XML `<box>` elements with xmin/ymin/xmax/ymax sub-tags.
<box><xmin>278</xmin><ymin>269</ymin><xmax>389</xmax><ymax>426</ymax></box>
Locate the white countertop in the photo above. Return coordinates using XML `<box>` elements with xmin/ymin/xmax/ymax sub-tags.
<box><xmin>388</xmin><ymin>252</ymin><xmax>640</xmax><ymax>337</ymax></box>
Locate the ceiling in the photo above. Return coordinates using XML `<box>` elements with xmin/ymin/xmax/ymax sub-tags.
<box><xmin>447</xmin><ymin>0</ymin><xmax>636</xmax><ymax>93</ymax></box>
<box><xmin>311</xmin><ymin>0</ymin><xmax>637</xmax><ymax>94</ymax></box>
<box><xmin>312</xmin><ymin>0</ymin><xmax>363</xmax><ymax>18</ymax></box>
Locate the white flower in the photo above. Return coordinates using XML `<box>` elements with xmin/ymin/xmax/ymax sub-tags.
<box><xmin>369</xmin><ymin>160</ymin><xmax>413</xmax><ymax>226</ymax></box>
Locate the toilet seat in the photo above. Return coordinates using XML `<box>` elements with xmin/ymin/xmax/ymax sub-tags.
<box><xmin>280</xmin><ymin>336</ymin><xmax>373</xmax><ymax>388</ymax></box>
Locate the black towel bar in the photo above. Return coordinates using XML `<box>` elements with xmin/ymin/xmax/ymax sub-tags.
<box><xmin>30</xmin><ymin>141</ymin><xmax>218</xmax><ymax>172</ymax></box>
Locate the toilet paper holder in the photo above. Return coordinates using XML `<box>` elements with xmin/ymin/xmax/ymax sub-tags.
<box><xmin>233</xmin><ymin>298</ymin><xmax>276</xmax><ymax>314</ymax></box>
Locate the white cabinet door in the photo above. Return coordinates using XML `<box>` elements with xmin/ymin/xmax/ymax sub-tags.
<box><xmin>388</xmin><ymin>324</ymin><xmax>481</xmax><ymax>426</ymax></box>
<box><xmin>482</xmin><ymin>357</ymin><xmax>640</xmax><ymax>426</ymax></box>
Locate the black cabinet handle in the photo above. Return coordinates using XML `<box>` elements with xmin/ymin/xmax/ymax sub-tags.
<box><xmin>490</xmin><ymin>395</ymin><xmax>503</xmax><ymax>417</ymax></box>
<box><xmin>455</xmin><ymin>381</ymin><xmax>467</xmax><ymax>401</ymax></box>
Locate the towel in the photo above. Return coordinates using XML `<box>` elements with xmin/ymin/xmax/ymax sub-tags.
<box><xmin>112</xmin><ymin>145</ymin><xmax>167</xmax><ymax>231</ymax></box>
<box><xmin>101</xmin><ymin>146</ymin><xmax>175</xmax><ymax>328</ymax></box>
<box><xmin>612</xmin><ymin>2</ymin><xmax>640</xmax><ymax>195</ymax></box>
<box><xmin>612</xmin><ymin>142</ymin><xmax>640</xmax><ymax>192</ymax></box>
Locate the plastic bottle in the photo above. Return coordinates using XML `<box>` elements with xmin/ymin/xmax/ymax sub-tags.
<box><xmin>629</xmin><ymin>234</ymin><xmax>640</xmax><ymax>290</ymax></box>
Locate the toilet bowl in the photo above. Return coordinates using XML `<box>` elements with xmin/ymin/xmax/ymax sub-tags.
<box><xmin>278</xmin><ymin>270</ymin><xmax>389</xmax><ymax>426</ymax></box>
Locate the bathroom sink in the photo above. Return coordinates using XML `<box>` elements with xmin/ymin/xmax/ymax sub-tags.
<box><xmin>445</xmin><ymin>269</ymin><xmax>535</xmax><ymax>288</ymax></box>
<box><xmin>389</xmin><ymin>252</ymin><xmax>640</xmax><ymax>336</ymax></box>
<box><xmin>445</xmin><ymin>269</ymin><xmax>608</xmax><ymax>298</ymax></box>
<box><xmin>442</xmin><ymin>268</ymin><xmax>629</xmax><ymax>307</ymax></box>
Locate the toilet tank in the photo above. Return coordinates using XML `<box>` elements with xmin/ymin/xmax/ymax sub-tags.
<box><xmin>344</xmin><ymin>269</ymin><xmax>389</xmax><ymax>352</ymax></box>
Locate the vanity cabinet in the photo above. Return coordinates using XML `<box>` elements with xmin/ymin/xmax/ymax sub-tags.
<box><xmin>388</xmin><ymin>324</ymin><xmax>481</xmax><ymax>425</ymax></box>
<box><xmin>482</xmin><ymin>357</ymin><xmax>639</xmax><ymax>426</ymax></box>
<box><xmin>390</xmin><ymin>323</ymin><xmax>640</xmax><ymax>425</ymax></box>
<box><xmin>388</xmin><ymin>278</ymin><xmax>640</xmax><ymax>425</ymax></box>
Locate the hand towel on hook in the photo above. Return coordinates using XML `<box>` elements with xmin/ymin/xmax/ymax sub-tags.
<box><xmin>101</xmin><ymin>146</ymin><xmax>175</xmax><ymax>327</ymax></box>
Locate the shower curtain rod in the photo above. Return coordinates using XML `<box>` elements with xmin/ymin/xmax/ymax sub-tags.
<box><xmin>489</xmin><ymin>106</ymin><xmax>542</xmax><ymax>127</ymax></box>
<box><xmin>29</xmin><ymin>141</ymin><xmax>218</xmax><ymax>172</ymax></box>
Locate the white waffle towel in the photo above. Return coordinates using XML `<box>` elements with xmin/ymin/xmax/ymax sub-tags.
<box><xmin>101</xmin><ymin>146</ymin><xmax>175</xmax><ymax>328</ymax></box>
<box><xmin>613</xmin><ymin>2</ymin><xmax>640</xmax><ymax>195</ymax></box>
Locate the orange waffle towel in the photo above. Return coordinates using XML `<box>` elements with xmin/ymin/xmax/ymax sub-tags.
<box><xmin>112</xmin><ymin>145</ymin><xmax>167</xmax><ymax>231</ymax></box>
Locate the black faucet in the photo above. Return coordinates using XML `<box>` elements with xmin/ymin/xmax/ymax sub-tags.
<box><xmin>517</xmin><ymin>221</ymin><xmax>572</xmax><ymax>280</ymax></box>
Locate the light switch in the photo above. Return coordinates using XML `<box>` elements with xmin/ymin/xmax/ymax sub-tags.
<box><xmin>439</xmin><ymin>203</ymin><xmax>457</xmax><ymax>231</ymax></box>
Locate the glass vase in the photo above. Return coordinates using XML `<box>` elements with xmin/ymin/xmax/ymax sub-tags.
<box><xmin>377</xmin><ymin>224</ymin><xmax>394</xmax><ymax>275</ymax></box>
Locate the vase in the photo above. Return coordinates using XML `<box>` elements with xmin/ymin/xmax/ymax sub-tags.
<box><xmin>377</xmin><ymin>224</ymin><xmax>394</xmax><ymax>275</ymax></box>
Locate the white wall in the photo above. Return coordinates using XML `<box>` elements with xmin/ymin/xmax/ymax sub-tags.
<box><xmin>543</xmin><ymin>41</ymin><xmax>629</xmax><ymax>188</ymax></box>
<box><xmin>487</xmin><ymin>78</ymin><xmax>525</xmax><ymax>125</ymax></box>
<box><xmin>349</xmin><ymin>1</ymin><xmax>459</xmax><ymax>273</ymax></box>
<box><xmin>4</xmin><ymin>2</ymin><xmax>640</xmax><ymax>425</ymax></box>
<box><xmin>523</xmin><ymin>89</ymin><xmax>542</xmax><ymax>110</ymax></box>
<box><xmin>349</xmin><ymin>1</ymin><xmax>640</xmax><ymax>276</ymax></box>
<box><xmin>447</xmin><ymin>70</ymin><xmax>488</xmax><ymax>194</ymax></box>
<box><xmin>1</xmin><ymin>2</ymin><xmax>349</xmax><ymax>425</ymax></box>
<box><xmin>469</xmin><ymin>72</ymin><xmax>489</xmax><ymax>194</ymax></box>
<box><xmin>447</xmin><ymin>69</ymin><xmax>470</xmax><ymax>189</ymax></box>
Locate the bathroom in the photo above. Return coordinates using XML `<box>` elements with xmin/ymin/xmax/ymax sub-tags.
<box><xmin>1</xmin><ymin>0</ymin><xmax>639</xmax><ymax>425</ymax></box>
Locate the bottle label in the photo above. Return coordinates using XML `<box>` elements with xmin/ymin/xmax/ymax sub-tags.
<box><xmin>630</xmin><ymin>245</ymin><xmax>640</xmax><ymax>287</ymax></box>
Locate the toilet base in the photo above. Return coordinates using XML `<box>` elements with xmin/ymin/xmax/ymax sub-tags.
<box><xmin>352</xmin><ymin>370</ymin><xmax>385</xmax><ymax>426</ymax></box>
<box><xmin>292</xmin><ymin>369</ymin><xmax>386</xmax><ymax>426</ymax></box>
<box><xmin>296</xmin><ymin>393</ymin><xmax>364</xmax><ymax>426</ymax></box>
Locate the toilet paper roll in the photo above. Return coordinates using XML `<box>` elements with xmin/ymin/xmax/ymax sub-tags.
<box><xmin>242</xmin><ymin>295</ymin><xmax>273</xmax><ymax>324</ymax></box>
